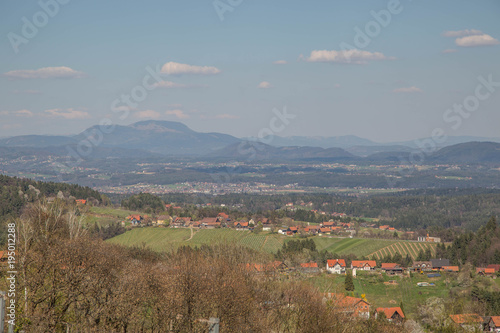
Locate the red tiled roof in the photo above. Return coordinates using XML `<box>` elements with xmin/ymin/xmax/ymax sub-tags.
<box><xmin>442</xmin><ymin>266</ymin><xmax>459</xmax><ymax>272</ymax></box>
<box><xmin>327</xmin><ymin>259</ymin><xmax>346</xmax><ymax>268</ymax></box>
<box><xmin>449</xmin><ymin>314</ymin><xmax>482</xmax><ymax>324</ymax></box>
<box><xmin>476</xmin><ymin>267</ymin><xmax>495</xmax><ymax>274</ymax></box>
<box><xmin>491</xmin><ymin>316</ymin><xmax>500</xmax><ymax>327</ymax></box>
<box><xmin>381</xmin><ymin>263</ymin><xmax>399</xmax><ymax>269</ymax></box>
<box><xmin>376</xmin><ymin>307</ymin><xmax>405</xmax><ymax>319</ymax></box>
<box><xmin>320</xmin><ymin>227</ymin><xmax>331</xmax><ymax>233</ymax></box>
<box><xmin>487</xmin><ymin>264</ymin><xmax>500</xmax><ymax>272</ymax></box>
<box><xmin>351</xmin><ymin>260</ymin><xmax>377</xmax><ymax>268</ymax></box>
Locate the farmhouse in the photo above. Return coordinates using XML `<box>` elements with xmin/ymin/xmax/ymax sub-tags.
<box><xmin>431</xmin><ymin>259</ymin><xmax>450</xmax><ymax>271</ymax></box>
<box><xmin>234</xmin><ymin>221</ymin><xmax>249</xmax><ymax>230</ymax></box>
<box><xmin>375</xmin><ymin>307</ymin><xmax>405</xmax><ymax>322</ymax></box>
<box><xmin>448</xmin><ymin>314</ymin><xmax>483</xmax><ymax>332</ymax></box>
<box><xmin>326</xmin><ymin>259</ymin><xmax>346</xmax><ymax>274</ymax></box>
<box><xmin>299</xmin><ymin>262</ymin><xmax>320</xmax><ymax>274</ymax></box>
<box><xmin>442</xmin><ymin>266</ymin><xmax>459</xmax><ymax>272</ymax></box>
<box><xmin>486</xmin><ymin>316</ymin><xmax>500</xmax><ymax>332</ymax></box>
<box><xmin>487</xmin><ymin>264</ymin><xmax>500</xmax><ymax>273</ymax></box>
<box><xmin>325</xmin><ymin>294</ymin><xmax>370</xmax><ymax>319</ymax></box>
<box><xmin>476</xmin><ymin>267</ymin><xmax>495</xmax><ymax>276</ymax></box>
<box><xmin>381</xmin><ymin>263</ymin><xmax>404</xmax><ymax>275</ymax></box>
<box><xmin>351</xmin><ymin>260</ymin><xmax>376</xmax><ymax>270</ymax></box>
<box><xmin>411</xmin><ymin>261</ymin><xmax>433</xmax><ymax>272</ymax></box>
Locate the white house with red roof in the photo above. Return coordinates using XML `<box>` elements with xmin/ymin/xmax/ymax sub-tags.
<box><xmin>326</xmin><ymin>259</ymin><xmax>346</xmax><ymax>274</ymax></box>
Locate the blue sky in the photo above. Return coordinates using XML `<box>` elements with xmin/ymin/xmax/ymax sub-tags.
<box><xmin>0</xmin><ymin>0</ymin><xmax>499</xmax><ymax>142</ymax></box>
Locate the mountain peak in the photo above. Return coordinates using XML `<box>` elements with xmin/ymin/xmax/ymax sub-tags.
<box><xmin>129</xmin><ymin>120</ymin><xmax>193</xmax><ymax>133</ymax></box>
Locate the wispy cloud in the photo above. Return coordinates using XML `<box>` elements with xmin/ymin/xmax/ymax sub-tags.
<box><xmin>455</xmin><ymin>34</ymin><xmax>499</xmax><ymax>47</ymax></box>
<box><xmin>14</xmin><ymin>109</ymin><xmax>34</xmax><ymax>117</ymax></box>
<box><xmin>44</xmin><ymin>108</ymin><xmax>90</xmax><ymax>119</ymax></box>
<box><xmin>134</xmin><ymin>110</ymin><xmax>161</xmax><ymax>119</ymax></box>
<box><xmin>442</xmin><ymin>29</ymin><xmax>483</xmax><ymax>38</ymax></box>
<box><xmin>0</xmin><ymin>109</ymin><xmax>34</xmax><ymax>117</ymax></box>
<box><xmin>442</xmin><ymin>49</ymin><xmax>458</xmax><ymax>54</ymax></box>
<box><xmin>442</xmin><ymin>29</ymin><xmax>499</xmax><ymax>47</ymax></box>
<box><xmin>304</xmin><ymin>49</ymin><xmax>394</xmax><ymax>64</ymax></box>
<box><xmin>273</xmin><ymin>60</ymin><xmax>287</xmax><ymax>65</ymax></box>
<box><xmin>4</xmin><ymin>66</ymin><xmax>86</xmax><ymax>79</ymax></box>
<box><xmin>160</xmin><ymin>62</ymin><xmax>220</xmax><ymax>75</ymax></box>
<box><xmin>165</xmin><ymin>109</ymin><xmax>190</xmax><ymax>119</ymax></box>
<box><xmin>258</xmin><ymin>81</ymin><xmax>272</xmax><ymax>89</ymax></box>
<box><xmin>392</xmin><ymin>86</ymin><xmax>423</xmax><ymax>93</ymax></box>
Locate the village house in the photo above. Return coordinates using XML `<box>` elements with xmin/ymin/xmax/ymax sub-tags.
<box><xmin>476</xmin><ymin>267</ymin><xmax>496</xmax><ymax>276</ymax></box>
<box><xmin>234</xmin><ymin>221</ymin><xmax>249</xmax><ymax>230</ymax></box>
<box><xmin>75</xmin><ymin>199</ymin><xmax>86</xmax><ymax>205</ymax></box>
<box><xmin>299</xmin><ymin>262</ymin><xmax>320</xmax><ymax>274</ymax></box>
<box><xmin>326</xmin><ymin>259</ymin><xmax>346</xmax><ymax>274</ymax></box>
<box><xmin>325</xmin><ymin>294</ymin><xmax>370</xmax><ymax>319</ymax></box>
<box><xmin>126</xmin><ymin>214</ymin><xmax>143</xmax><ymax>225</ymax></box>
<box><xmin>448</xmin><ymin>314</ymin><xmax>483</xmax><ymax>332</ymax></box>
<box><xmin>442</xmin><ymin>266</ymin><xmax>459</xmax><ymax>272</ymax></box>
<box><xmin>304</xmin><ymin>225</ymin><xmax>320</xmax><ymax>235</ymax></box>
<box><xmin>171</xmin><ymin>217</ymin><xmax>191</xmax><ymax>228</ymax></box>
<box><xmin>381</xmin><ymin>263</ymin><xmax>404</xmax><ymax>275</ymax></box>
<box><xmin>155</xmin><ymin>215</ymin><xmax>171</xmax><ymax>225</ymax></box>
<box><xmin>487</xmin><ymin>264</ymin><xmax>500</xmax><ymax>273</ymax></box>
<box><xmin>375</xmin><ymin>307</ymin><xmax>405</xmax><ymax>323</ymax></box>
<box><xmin>431</xmin><ymin>259</ymin><xmax>450</xmax><ymax>271</ymax></box>
<box><xmin>411</xmin><ymin>261</ymin><xmax>433</xmax><ymax>272</ymax></box>
<box><xmin>417</xmin><ymin>234</ymin><xmax>441</xmax><ymax>243</ymax></box>
<box><xmin>351</xmin><ymin>260</ymin><xmax>376</xmax><ymax>271</ymax></box>
<box><xmin>486</xmin><ymin>316</ymin><xmax>500</xmax><ymax>332</ymax></box>
<box><xmin>319</xmin><ymin>227</ymin><xmax>331</xmax><ymax>235</ymax></box>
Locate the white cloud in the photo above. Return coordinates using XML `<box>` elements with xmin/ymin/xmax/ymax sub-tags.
<box><xmin>0</xmin><ymin>109</ymin><xmax>34</xmax><ymax>117</ymax></box>
<box><xmin>134</xmin><ymin>110</ymin><xmax>161</xmax><ymax>119</ymax></box>
<box><xmin>4</xmin><ymin>66</ymin><xmax>86</xmax><ymax>79</ymax></box>
<box><xmin>160</xmin><ymin>62</ymin><xmax>220</xmax><ymax>75</ymax></box>
<box><xmin>258</xmin><ymin>81</ymin><xmax>272</xmax><ymax>89</ymax></box>
<box><xmin>44</xmin><ymin>108</ymin><xmax>90</xmax><ymax>119</ymax></box>
<box><xmin>273</xmin><ymin>60</ymin><xmax>287</xmax><ymax>65</ymax></box>
<box><xmin>165</xmin><ymin>109</ymin><xmax>190</xmax><ymax>119</ymax></box>
<box><xmin>455</xmin><ymin>34</ymin><xmax>499</xmax><ymax>47</ymax></box>
<box><xmin>442</xmin><ymin>29</ymin><xmax>483</xmax><ymax>38</ymax></box>
<box><xmin>442</xmin><ymin>49</ymin><xmax>458</xmax><ymax>54</ymax></box>
<box><xmin>152</xmin><ymin>81</ymin><xmax>188</xmax><ymax>88</ymax></box>
<box><xmin>305</xmin><ymin>49</ymin><xmax>394</xmax><ymax>64</ymax></box>
<box><xmin>392</xmin><ymin>86</ymin><xmax>423</xmax><ymax>93</ymax></box>
<box><xmin>14</xmin><ymin>109</ymin><xmax>34</xmax><ymax>117</ymax></box>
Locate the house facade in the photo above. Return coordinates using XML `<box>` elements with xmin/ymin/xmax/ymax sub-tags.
<box><xmin>326</xmin><ymin>259</ymin><xmax>346</xmax><ymax>274</ymax></box>
<box><xmin>351</xmin><ymin>260</ymin><xmax>376</xmax><ymax>270</ymax></box>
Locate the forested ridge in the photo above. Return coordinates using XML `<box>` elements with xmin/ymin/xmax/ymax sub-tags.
<box><xmin>0</xmin><ymin>174</ymin><xmax>103</xmax><ymax>244</ymax></box>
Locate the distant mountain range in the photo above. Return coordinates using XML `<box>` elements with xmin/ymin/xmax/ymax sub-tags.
<box><xmin>1</xmin><ymin>120</ymin><xmax>500</xmax><ymax>163</ymax></box>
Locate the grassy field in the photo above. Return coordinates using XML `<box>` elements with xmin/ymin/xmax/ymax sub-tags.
<box><xmin>308</xmin><ymin>270</ymin><xmax>465</xmax><ymax>318</ymax></box>
<box><xmin>108</xmin><ymin>228</ymin><xmax>434</xmax><ymax>259</ymax></box>
<box><xmin>84</xmin><ymin>206</ymin><xmax>146</xmax><ymax>227</ymax></box>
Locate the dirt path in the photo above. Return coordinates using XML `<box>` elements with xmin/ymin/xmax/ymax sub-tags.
<box><xmin>186</xmin><ymin>226</ymin><xmax>196</xmax><ymax>241</ymax></box>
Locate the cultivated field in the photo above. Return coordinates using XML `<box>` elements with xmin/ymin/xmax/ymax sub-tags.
<box><xmin>108</xmin><ymin>228</ymin><xmax>433</xmax><ymax>258</ymax></box>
